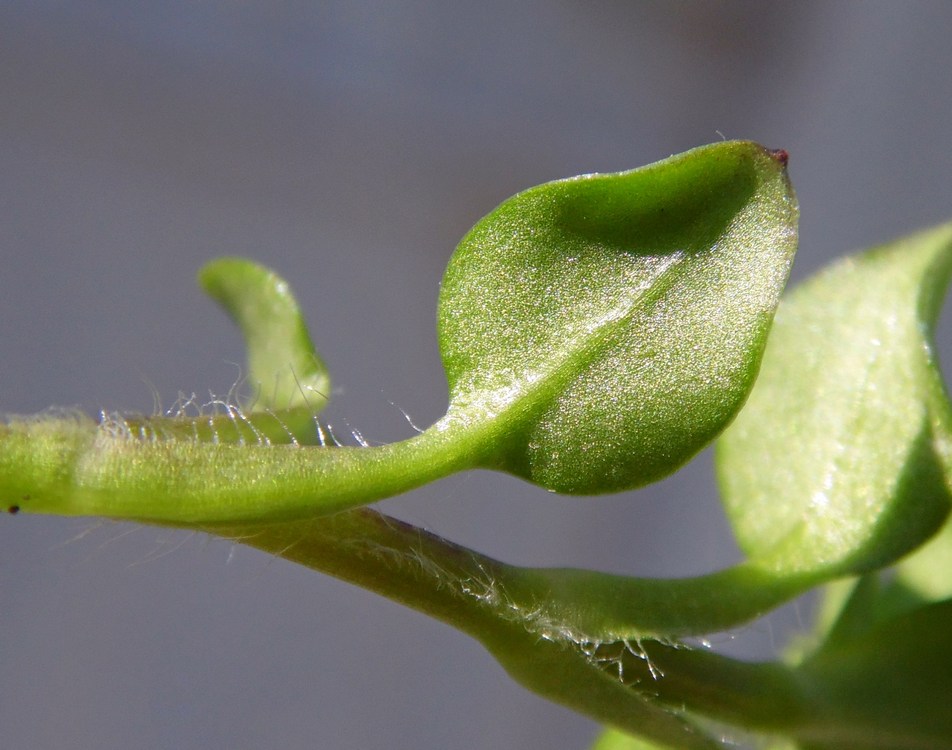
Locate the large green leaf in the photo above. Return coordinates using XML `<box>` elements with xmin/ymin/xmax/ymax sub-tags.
<box><xmin>717</xmin><ymin>222</ymin><xmax>952</xmax><ymax>575</ymax></box>
<box><xmin>438</xmin><ymin>140</ymin><xmax>797</xmax><ymax>493</ymax></box>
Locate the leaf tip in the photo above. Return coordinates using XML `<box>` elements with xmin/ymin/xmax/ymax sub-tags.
<box><xmin>767</xmin><ymin>148</ymin><xmax>789</xmax><ymax>168</ymax></box>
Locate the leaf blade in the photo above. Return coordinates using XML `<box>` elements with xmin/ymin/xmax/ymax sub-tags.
<box><xmin>717</xmin><ymin>222</ymin><xmax>952</xmax><ymax>575</ymax></box>
<box><xmin>438</xmin><ymin>141</ymin><xmax>798</xmax><ymax>493</ymax></box>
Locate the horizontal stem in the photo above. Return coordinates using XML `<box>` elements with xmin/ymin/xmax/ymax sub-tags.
<box><xmin>201</xmin><ymin>510</ymin><xmax>811</xmax><ymax>743</ymax></box>
<box><xmin>0</xmin><ymin>413</ymin><xmax>474</xmax><ymax>523</ymax></box>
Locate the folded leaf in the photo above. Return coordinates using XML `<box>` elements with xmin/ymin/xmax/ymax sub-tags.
<box><xmin>438</xmin><ymin>141</ymin><xmax>797</xmax><ymax>493</ymax></box>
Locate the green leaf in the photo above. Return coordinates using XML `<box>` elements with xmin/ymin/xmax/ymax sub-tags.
<box><xmin>438</xmin><ymin>140</ymin><xmax>797</xmax><ymax>493</ymax></box>
<box><xmin>717</xmin><ymin>222</ymin><xmax>952</xmax><ymax>576</ymax></box>
<box><xmin>199</xmin><ymin>258</ymin><xmax>330</xmax><ymax>414</ymax></box>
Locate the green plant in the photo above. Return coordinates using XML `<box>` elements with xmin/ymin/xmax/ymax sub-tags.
<box><xmin>3</xmin><ymin>140</ymin><xmax>951</xmax><ymax>749</ymax></box>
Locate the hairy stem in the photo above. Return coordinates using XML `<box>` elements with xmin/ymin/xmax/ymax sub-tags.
<box><xmin>0</xmin><ymin>413</ymin><xmax>474</xmax><ymax>522</ymax></box>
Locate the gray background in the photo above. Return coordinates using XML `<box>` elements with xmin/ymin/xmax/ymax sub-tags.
<box><xmin>2</xmin><ymin>2</ymin><xmax>952</xmax><ymax>749</ymax></box>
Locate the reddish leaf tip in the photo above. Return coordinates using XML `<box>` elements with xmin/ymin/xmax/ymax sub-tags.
<box><xmin>768</xmin><ymin>148</ymin><xmax>789</xmax><ymax>167</ymax></box>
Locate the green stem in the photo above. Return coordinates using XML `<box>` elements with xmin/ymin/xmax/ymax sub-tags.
<box><xmin>223</xmin><ymin>506</ymin><xmax>952</xmax><ymax>746</ymax></box>
<box><xmin>1</xmin><ymin>412</ymin><xmax>826</xmax><ymax>638</ymax></box>
<box><xmin>513</xmin><ymin>561</ymin><xmax>825</xmax><ymax>638</ymax></box>
<box><xmin>0</xmin><ymin>413</ymin><xmax>475</xmax><ymax>523</ymax></box>
<box><xmin>201</xmin><ymin>510</ymin><xmax>812</xmax><ymax>744</ymax></box>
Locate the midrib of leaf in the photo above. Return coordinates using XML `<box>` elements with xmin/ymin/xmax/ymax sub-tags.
<box><xmin>445</xmin><ymin>249</ymin><xmax>690</xmax><ymax>443</ymax></box>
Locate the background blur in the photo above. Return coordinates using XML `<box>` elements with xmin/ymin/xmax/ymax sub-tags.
<box><xmin>3</xmin><ymin>3</ymin><xmax>952</xmax><ymax>748</ymax></box>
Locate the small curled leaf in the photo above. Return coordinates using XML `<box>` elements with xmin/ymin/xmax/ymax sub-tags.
<box><xmin>437</xmin><ymin>141</ymin><xmax>798</xmax><ymax>493</ymax></box>
<box><xmin>199</xmin><ymin>258</ymin><xmax>330</xmax><ymax>414</ymax></box>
